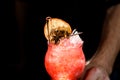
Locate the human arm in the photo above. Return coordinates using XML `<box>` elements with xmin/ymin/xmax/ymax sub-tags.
<box><xmin>80</xmin><ymin>3</ymin><xmax>120</xmax><ymax>80</ymax></box>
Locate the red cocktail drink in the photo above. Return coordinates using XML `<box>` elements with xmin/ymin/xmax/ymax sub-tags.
<box><xmin>45</xmin><ymin>35</ymin><xmax>85</xmax><ymax>80</ymax></box>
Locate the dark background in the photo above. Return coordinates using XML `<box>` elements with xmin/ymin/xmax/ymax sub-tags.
<box><xmin>3</xmin><ymin>0</ymin><xmax>120</xmax><ymax>80</ymax></box>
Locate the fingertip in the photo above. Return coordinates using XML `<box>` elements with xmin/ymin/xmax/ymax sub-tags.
<box><xmin>84</xmin><ymin>68</ymin><xmax>98</xmax><ymax>80</ymax></box>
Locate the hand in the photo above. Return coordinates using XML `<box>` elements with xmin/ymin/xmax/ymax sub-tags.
<box><xmin>79</xmin><ymin>61</ymin><xmax>110</xmax><ymax>80</ymax></box>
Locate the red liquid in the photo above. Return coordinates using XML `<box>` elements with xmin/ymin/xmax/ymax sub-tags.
<box><xmin>45</xmin><ymin>39</ymin><xmax>85</xmax><ymax>80</ymax></box>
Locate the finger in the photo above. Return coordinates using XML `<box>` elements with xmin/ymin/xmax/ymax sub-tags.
<box><xmin>85</xmin><ymin>67</ymin><xmax>110</xmax><ymax>80</ymax></box>
<box><xmin>104</xmin><ymin>76</ymin><xmax>110</xmax><ymax>80</ymax></box>
<box><xmin>79</xmin><ymin>67</ymin><xmax>96</xmax><ymax>80</ymax></box>
<box><xmin>85</xmin><ymin>67</ymin><xmax>99</xmax><ymax>80</ymax></box>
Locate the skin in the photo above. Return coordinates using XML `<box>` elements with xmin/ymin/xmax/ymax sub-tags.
<box><xmin>80</xmin><ymin>3</ymin><xmax>120</xmax><ymax>80</ymax></box>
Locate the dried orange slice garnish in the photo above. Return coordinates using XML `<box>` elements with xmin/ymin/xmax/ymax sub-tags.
<box><xmin>44</xmin><ymin>17</ymin><xmax>72</xmax><ymax>44</ymax></box>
